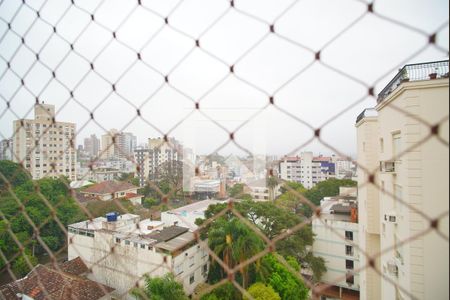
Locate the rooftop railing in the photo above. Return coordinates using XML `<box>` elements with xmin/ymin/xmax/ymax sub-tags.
<box><xmin>356</xmin><ymin>108</ymin><xmax>378</xmax><ymax>124</ymax></box>
<box><xmin>377</xmin><ymin>60</ymin><xmax>449</xmax><ymax>103</ymax></box>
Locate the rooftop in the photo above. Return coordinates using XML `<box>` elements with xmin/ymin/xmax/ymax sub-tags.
<box><xmin>0</xmin><ymin>258</ymin><xmax>114</xmax><ymax>300</ymax></box>
<box><xmin>81</xmin><ymin>180</ymin><xmax>137</xmax><ymax>195</ymax></box>
<box><xmin>166</xmin><ymin>200</ymin><xmax>224</xmax><ymax>215</ymax></box>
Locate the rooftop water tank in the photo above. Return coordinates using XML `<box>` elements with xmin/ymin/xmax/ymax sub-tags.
<box><xmin>106</xmin><ymin>212</ymin><xmax>118</xmax><ymax>222</ymax></box>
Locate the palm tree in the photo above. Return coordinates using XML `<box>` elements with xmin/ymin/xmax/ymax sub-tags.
<box><xmin>266</xmin><ymin>176</ymin><xmax>279</xmax><ymax>202</ymax></box>
<box><xmin>208</xmin><ymin>218</ymin><xmax>264</xmax><ymax>288</ymax></box>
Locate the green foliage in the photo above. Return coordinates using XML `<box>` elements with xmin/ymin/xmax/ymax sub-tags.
<box><xmin>12</xmin><ymin>253</ymin><xmax>38</xmax><ymax>277</ymax></box>
<box><xmin>86</xmin><ymin>199</ymin><xmax>135</xmax><ymax>217</ymax></box>
<box><xmin>0</xmin><ymin>173</ymin><xmax>85</xmax><ymax>266</ymax></box>
<box><xmin>303</xmin><ymin>178</ymin><xmax>356</xmax><ymax>206</ymax></box>
<box><xmin>228</xmin><ymin>183</ymin><xmax>244</xmax><ymax>197</ymax></box>
<box><xmin>303</xmin><ymin>253</ymin><xmax>327</xmax><ymax>283</ymax></box>
<box><xmin>258</xmin><ymin>255</ymin><xmax>308</xmax><ymax>300</ymax></box>
<box><xmin>0</xmin><ymin>161</ymin><xmax>31</xmax><ymax>192</ymax></box>
<box><xmin>133</xmin><ymin>273</ymin><xmax>188</xmax><ymax>300</ymax></box>
<box><xmin>200</xmin><ymin>282</ymin><xmax>240</xmax><ymax>300</ymax></box>
<box><xmin>143</xmin><ymin>197</ymin><xmax>159</xmax><ymax>208</ymax></box>
<box><xmin>241</xmin><ymin>194</ymin><xmax>253</xmax><ymax>201</ymax></box>
<box><xmin>244</xmin><ymin>283</ymin><xmax>281</xmax><ymax>300</ymax></box>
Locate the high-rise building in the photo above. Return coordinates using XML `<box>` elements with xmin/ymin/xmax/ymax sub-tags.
<box><xmin>0</xmin><ymin>139</ymin><xmax>13</xmax><ymax>161</ymax></box>
<box><xmin>83</xmin><ymin>134</ymin><xmax>100</xmax><ymax>158</ymax></box>
<box><xmin>101</xmin><ymin>129</ymin><xmax>136</xmax><ymax>160</ymax></box>
<box><xmin>278</xmin><ymin>152</ymin><xmax>336</xmax><ymax>189</ymax></box>
<box><xmin>134</xmin><ymin>138</ymin><xmax>182</xmax><ymax>187</ymax></box>
<box><xmin>12</xmin><ymin>103</ymin><xmax>77</xmax><ymax>180</ymax></box>
<box><xmin>356</xmin><ymin>60</ymin><xmax>449</xmax><ymax>300</ymax></box>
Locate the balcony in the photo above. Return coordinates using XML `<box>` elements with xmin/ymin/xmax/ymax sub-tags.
<box><xmin>377</xmin><ymin>60</ymin><xmax>449</xmax><ymax>104</ymax></box>
<box><xmin>380</xmin><ymin>161</ymin><xmax>397</xmax><ymax>173</ymax></box>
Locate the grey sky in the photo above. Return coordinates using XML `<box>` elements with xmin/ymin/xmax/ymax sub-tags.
<box><xmin>0</xmin><ymin>0</ymin><xmax>448</xmax><ymax>157</ymax></box>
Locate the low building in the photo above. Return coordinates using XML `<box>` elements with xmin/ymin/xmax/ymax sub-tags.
<box><xmin>80</xmin><ymin>181</ymin><xmax>143</xmax><ymax>205</ymax></box>
<box><xmin>68</xmin><ymin>214</ymin><xmax>208</xmax><ymax>299</ymax></box>
<box><xmin>245</xmin><ymin>178</ymin><xmax>281</xmax><ymax>201</ymax></box>
<box><xmin>161</xmin><ymin>199</ymin><xmax>225</xmax><ymax>231</ymax></box>
<box><xmin>312</xmin><ymin>187</ymin><xmax>360</xmax><ymax>299</ymax></box>
<box><xmin>0</xmin><ymin>257</ymin><xmax>114</xmax><ymax>300</ymax></box>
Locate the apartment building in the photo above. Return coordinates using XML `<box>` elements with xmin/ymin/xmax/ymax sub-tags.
<box><xmin>12</xmin><ymin>103</ymin><xmax>77</xmax><ymax>180</ymax></box>
<box><xmin>68</xmin><ymin>214</ymin><xmax>208</xmax><ymax>299</ymax></box>
<box><xmin>245</xmin><ymin>178</ymin><xmax>282</xmax><ymax>201</ymax></box>
<box><xmin>0</xmin><ymin>138</ymin><xmax>13</xmax><ymax>161</ymax></box>
<box><xmin>356</xmin><ymin>60</ymin><xmax>449</xmax><ymax>300</ymax></box>
<box><xmin>312</xmin><ymin>187</ymin><xmax>359</xmax><ymax>299</ymax></box>
<box><xmin>134</xmin><ymin>138</ymin><xmax>182</xmax><ymax>187</ymax></box>
<box><xmin>278</xmin><ymin>152</ymin><xmax>335</xmax><ymax>189</ymax></box>
<box><xmin>101</xmin><ymin>130</ymin><xmax>136</xmax><ymax>160</ymax></box>
<box><xmin>84</xmin><ymin>134</ymin><xmax>100</xmax><ymax>158</ymax></box>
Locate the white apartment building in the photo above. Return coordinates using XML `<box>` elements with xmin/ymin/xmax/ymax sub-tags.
<box><xmin>101</xmin><ymin>130</ymin><xmax>137</xmax><ymax>160</ymax></box>
<box><xmin>13</xmin><ymin>103</ymin><xmax>77</xmax><ymax>180</ymax></box>
<box><xmin>84</xmin><ymin>134</ymin><xmax>100</xmax><ymax>158</ymax></box>
<box><xmin>68</xmin><ymin>214</ymin><xmax>208</xmax><ymax>299</ymax></box>
<box><xmin>245</xmin><ymin>178</ymin><xmax>282</xmax><ymax>201</ymax></box>
<box><xmin>278</xmin><ymin>152</ymin><xmax>335</xmax><ymax>189</ymax></box>
<box><xmin>312</xmin><ymin>187</ymin><xmax>360</xmax><ymax>299</ymax></box>
<box><xmin>161</xmin><ymin>199</ymin><xmax>225</xmax><ymax>231</ymax></box>
<box><xmin>134</xmin><ymin>138</ymin><xmax>182</xmax><ymax>187</ymax></box>
<box><xmin>356</xmin><ymin>60</ymin><xmax>449</xmax><ymax>300</ymax></box>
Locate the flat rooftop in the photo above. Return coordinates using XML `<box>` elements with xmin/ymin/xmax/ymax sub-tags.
<box><xmin>166</xmin><ymin>200</ymin><xmax>225</xmax><ymax>215</ymax></box>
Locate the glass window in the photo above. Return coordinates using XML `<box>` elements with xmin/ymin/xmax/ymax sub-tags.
<box><xmin>189</xmin><ymin>274</ymin><xmax>195</xmax><ymax>284</ymax></box>
<box><xmin>346</xmin><ymin>260</ymin><xmax>354</xmax><ymax>270</ymax></box>
<box><xmin>345</xmin><ymin>231</ymin><xmax>353</xmax><ymax>241</ymax></box>
<box><xmin>346</xmin><ymin>245</ymin><xmax>353</xmax><ymax>256</ymax></box>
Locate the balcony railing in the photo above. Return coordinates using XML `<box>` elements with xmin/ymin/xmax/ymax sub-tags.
<box><xmin>380</xmin><ymin>161</ymin><xmax>396</xmax><ymax>173</ymax></box>
<box><xmin>377</xmin><ymin>60</ymin><xmax>449</xmax><ymax>103</ymax></box>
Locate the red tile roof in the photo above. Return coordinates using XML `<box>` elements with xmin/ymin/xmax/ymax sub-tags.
<box><xmin>125</xmin><ymin>193</ymin><xmax>143</xmax><ymax>199</ymax></box>
<box><xmin>0</xmin><ymin>258</ymin><xmax>114</xmax><ymax>300</ymax></box>
<box><xmin>81</xmin><ymin>180</ymin><xmax>137</xmax><ymax>195</ymax></box>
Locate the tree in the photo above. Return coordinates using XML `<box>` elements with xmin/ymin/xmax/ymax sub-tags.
<box><xmin>228</xmin><ymin>183</ymin><xmax>244</xmax><ymax>198</ymax></box>
<box><xmin>244</xmin><ymin>283</ymin><xmax>281</xmax><ymax>300</ymax></box>
<box><xmin>133</xmin><ymin>273</ymin><xmax>188</xmax><ymax>300</ymax></box>
<box><xmin>0</xmin><ymin>161</ymin><xmax>31</xmax><ymax>192</ymax></box>
<box><xmin>303</xmin><ymin>179</ymin><xmax>356</xmax><ymax>206</ymax></box>
<box><xmin>258</xmin><ymin>254</ymin><xmax>308</xmax><ymax>300</ymax></box>
<box><xmin>266</xmin><ymin>176</ymin><xmax>279</xmax><ymax>202</ymax></box>
<box><xmin>207</xmin><ymin>218</ymin><xmax>264</xmax><ymax>288</ymax></box>
<box><xmin>200</xmin><ymin>282</ymin><xmax>240</xmax><ymax>300</ymax></box>
<box><xmin>12</xmin><ymin>253</ymin><xmax>38</xmax><ymax>277</ymax></box>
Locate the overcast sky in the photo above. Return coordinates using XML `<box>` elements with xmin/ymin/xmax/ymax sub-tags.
<box><xmin>0</xmin><ymin>0</ymin><xmax>448</xmax><ymax>158</ymax></box>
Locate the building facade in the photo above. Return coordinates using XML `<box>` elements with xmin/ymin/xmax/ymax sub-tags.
<box><xmin>134</xmin><ymin>138</ymin><xmax>182</xmax><ymax>187</ymax></box>
<box><xmin>0</xmin><ymin>138</ymin><xmax>13</xmax><ymax>161</ymax></box>
<box><xmin>12</xmin><ymin>103</ymin><xmax>77</xmax><ymax>180</ymax></box>
<box><xmin>356</xmin><ymin>61</ymin><xmax>449</xmax><ymax>300</ymax></box>
<box><xmin>101</xmin><ymin>130</ymin><xmax>136</xmax><ymax>160</ymax></box>
<box><xmin>278</xmin><ymin>152</ymin><xmax>336</xmax><ymax>189</ymax></box>
<box><xmin>84</xmin><ymin>134</ymin><xmax>100</xmax><ymax>158</ymax></box>
<box><xmin>312</xmin><ymin>187</ymin><xmax>360</xmax><ymax>299</ymax></box>
<box><xmin>68</xmin><ymin>214</ymin><xmax>208</xmax><ymax>299</ymax></box>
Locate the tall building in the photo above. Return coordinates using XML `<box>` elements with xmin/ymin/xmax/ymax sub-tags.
<box><xmin>356</xmin><ymin>60</ymin><xmax>449</xmax><ymax>300</ymax></box>
<box><xmin>12</xmin><ymin>103</ymin><xmax>77</xmax><ymax>180</ymax></box>
<box><xmin>83</xmin><ymin>134</ymin><xmax>100</xmax><ymax>158</ymax></box>
<box><xmin>101</xmin><ymin>129</ymin><xmax>136</xmax><ymax>160</ymax></box>
<box><xmin>312</xmin><ymin>187</ymin><xmax>360</xmax><ymax>299</ymax></box>
<box><xmin>134</xmin><ymin>138</ymin><xmax>182</xmax><ymax>187</ymax></box>
<box><xmin>278</xmin><ymin>152</ymin><xmax>336</xmax><ymax>189</ymax></box>
<box><xmin>0</xmin><ymin>138</ymin><xmax>13</xmax><ymax>161</ymax></box>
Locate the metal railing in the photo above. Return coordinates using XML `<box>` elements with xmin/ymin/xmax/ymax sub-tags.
<box><xmin>377</xmin><ymin>60</ymin><xmax>449</xmax><ymax>103</ymax></box>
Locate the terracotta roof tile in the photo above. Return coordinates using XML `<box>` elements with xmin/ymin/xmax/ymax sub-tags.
<box><xmin>81</xmin><ymin>180</ymin><xmax>136</xmax><ymax>195</ymax></box>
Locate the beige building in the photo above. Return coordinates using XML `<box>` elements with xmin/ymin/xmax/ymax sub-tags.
<box><xmin>68</xmin><ymin>214</ymin><xmax>208</xmax><ymax>299</ymax></box>
<box><xmin>101</xmin><ymin>129</ymin><xmax>136</xmax><ymax>160</ymax></box>
<box><xmin>13</xmin><ymin>103</ymin><xmax>77</xmax><ymax>180</ymax></box>
<box><xmin>356</xmin><ymin>60</ymin><xmax>449</xmax><ymax>300</ymax></box>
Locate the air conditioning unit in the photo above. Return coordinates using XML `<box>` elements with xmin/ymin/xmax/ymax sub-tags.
<box><xmin>385</xmin><ymin>212</ymin><xmax>397</xmax><ymax>224</ymax></box>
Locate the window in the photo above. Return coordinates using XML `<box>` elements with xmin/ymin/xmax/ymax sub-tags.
<box><xmin>202</xmin><ymin>264</ymin><xmax>208</xmax><ymax>276</ymax></box>
<box><xmin>346</xmin><ymin>260</ymin><xmax>354</xmax><ymax>270</ymax></box>
<box><xmin>345</xmin><ymin>231</ymin><xmax>353</xmax><ymax>241</ymax></box>
<box><xmin>392</xmin><ymin>132</ymin><xmax>401</xmax><ymax>159</ymax></box>
<box><xmin>174</xmin><ymin>264</ymin><xmax>183</xmax><ymax>275</ymax></box>
<box><xmin>346</xmin><ymin>245</ymin><xmax>353</xmax><ymax>256</ymax></box>
<box><xmin>380</xmin><ymin>138</ymin><xmax>384</xmax><ymax>153</ymax></box>
<box><xmin>115</xmin><ymin>238</ymin><xmax>121</xmax><ymax>244</ymax></box>
<box><xmin>140</xmin><ymin>244</ymin><xmax>145</xmax><ymax>249</ymax></box>
<box><xmin>346</xmin><ymin>273</ymin><xmax>355</xmax><ymax>285</ymax></box>
<box><xmin>189</xmin><ymin>274</ymin><xmax>195</xmax><ymax>284</ymax></box>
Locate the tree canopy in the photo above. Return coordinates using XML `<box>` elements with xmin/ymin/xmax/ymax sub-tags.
<box><xmin>244</xmin><ymin>283</ymin><xmax>281</xmax><ymax>300</ymax></box>
<box><xmin>133</xmin><ymin>274</ymin><xmax>188</xmax><ymax>300</ymax></box>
